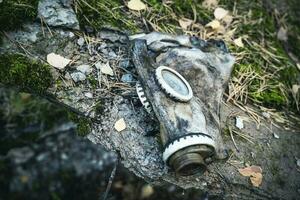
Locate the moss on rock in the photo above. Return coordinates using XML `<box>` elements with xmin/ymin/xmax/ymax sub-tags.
<box><xmin>67</xmin><ymin>112</ymin><xmax>91</xmax><ymax>137</ymax></box>
<box><xmin>0</xmin><ymin>54</ymin><xmax>53</xmax><ymax>94</ymax></box>
<box><xmin>0</xmin><ymin>0</ymin><xmax>39</xmax><ymax>31</ymax></box>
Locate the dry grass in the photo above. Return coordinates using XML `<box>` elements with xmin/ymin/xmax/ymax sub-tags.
<box><xmin>73</xmin><ymin>0</ymin><xmax>300</xmax><ymax>128</ymax></box>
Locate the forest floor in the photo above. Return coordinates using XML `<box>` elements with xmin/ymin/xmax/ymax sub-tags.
<box><xmin>0</xmin><ymin>0</ymin><xmax>299</xmax><ymax>199</ymax></box>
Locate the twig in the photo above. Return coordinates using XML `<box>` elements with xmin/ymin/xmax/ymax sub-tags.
<box><xmin>101</xmin><ymin>159</ymin><xmax>118</xmax><ymax>200</ymax></box>
<box><xmin>228</xmin><ymin>126</ymin><xmax>239</xmax><ymax>152</ymax></box>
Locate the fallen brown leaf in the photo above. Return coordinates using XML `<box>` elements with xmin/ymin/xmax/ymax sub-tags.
<box><xmin>238</xmin><ymin>165</ymin><xmax>263</xmax><ymax>187</ymax></box>
<box><xmin>250</xmin><ymin>172</ymin><xmax>263</xmax><ymax>187</ymax></box>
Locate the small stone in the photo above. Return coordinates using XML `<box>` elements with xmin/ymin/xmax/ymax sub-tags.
<box><xmin>101</xmin><ymin>48</ymin><xmax>109</xmax><ymax>55</ymax></box>
<box><xmin>69</xmin><ymin>32</ymin><xmax>75</xmax><ymax>38</ymax></box>
<box><xmin>114</xmin><ymin>118</ymin><xmax>126</xmax><ymax>132</ymax></box>
<box><xmin>84</xmin><ymin>92</ymin><xmax>93</xmax><ymax>98</ymax></box>
<box><xmin>235</xmin><ymin>116</ymin><xmax>244</xmax><ymax>130</ymax></box>
<box><xmin>61</xmin><ymin>153</ymin><xmax>68</xmax><ymax>160</ymax></box>
<box><xmin>76</xmin><ymin>64</ymin><xmax>92</xmax><ymax>75</ymax></box>
<box><xmin>60</xmin><ymin>0</ymin><xmax>72</xmax><ymax>7</ymax></box>
<box><xmin>99</xmin><ymin>43</ymin><xmax>107</xmax><ymax>49</ymax></box>
<box><xmin>71</xmin><ymin>72</ymin><xmax>86</xmax><ymax>82</ymax></box>
<box><xmin>296</xmin><ymin>158</ymin><xmax>300</xmax><ymax>167</ymax></box>
<box><xmin>84</xmin><ymin>25</ymin><xmax>94</xmax><ymax>34</ymax></box>
<box><xmin>121</xmin><ymin>74</ymin><xmax>134</xmax><ymax>83</ymax></box>
<box><xmin>119</xmin><ymin>59</ymin><xmax>131</xmax><ymax>69</ymax></box>
<box><xmin>77</xmin><ymin>37</ymin><xmax>85</xmax><ymax>46</ymax></box>
<box><xmin>108</xmin><ymin>51</ymin><xmax>117</xmax><ymax>58</ymax></box>
<box><xmin>273</xmin><ymin>133</ymin><xmax>279</xmax><ymax>139</ymax></box>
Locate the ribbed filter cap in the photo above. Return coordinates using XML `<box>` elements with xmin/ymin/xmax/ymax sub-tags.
<box><xmin>136</xmin><ymin>81</ymin><xmax>153</xmax><ymax>114</ymax></box>
<box><xmin>155</xmin><ymin>66</ymin><xmax>193</xmax><ymax>102</ymax></box>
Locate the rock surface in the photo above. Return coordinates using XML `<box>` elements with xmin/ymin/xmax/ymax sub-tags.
<box><xmin>38</xmin><ymin>0</ymin><xmax>79</xmax><ymax>29</ymax></box>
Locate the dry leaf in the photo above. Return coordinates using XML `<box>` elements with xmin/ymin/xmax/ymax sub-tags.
<box><xmin>250</xmin><ymin>173</ymin><xmax>263</xmax><ymax>187</ymax></box>
<box><xmin>224</xmin><ymin>27</ymin><xmax>236</xmax><ymax>38</ymax></box>
<box><xmin>217</xmin><ymin>25</ymin><xmax>226</xmax><ymax>34</ymax></box>
<box><xmin>214</xmin><ymin>7</ymin><xmax>228</xmax><ymax>20</ymax></box>
<box><xmin>277</xmin><ymin>27</ymin><xmax>288</xmax><ymax>41</ymax></box>
<box><xmin>205</xmin><ymin>20</ymin><xmax>221</xmax><ymax>29</ymax></box>
<box><xmin>98</xmin><ymin>62</ymin><xmax>114</xmax><ymax>76</ymax></box>
<box><xmin>297</xmin><ymin>63</ymin><xmax>300</xmax><ymax>71</ymax></box>
<box><xmin>47</xmin><ymin>53</ymin><xmax>71</xmax><ymax>70</ymax></box>
<box><xmin>238</xmin><ymin>166</ymin><xmax>263</xmax><ymax>187</ymax></box>
<box><xmin>292</xmin><ymin>84</ymin><xmax>300</xmax><ymax>95</ymax></box>
<box><xmin>140</xmin><ymin>184</ymin><xmax>154</xmax><ymax>199</ymax></box>
<box><xmin>202</xmin><ymin>0</ymin><xmax>218</xmax><ymax>10</ymax></box>
<box><xmin>179</xmin><ymin>18</ymin><xmax>193</xmax><ymax>30</ymax></box>
<box><xmin>127</xmin><ymin>0</ymin><xmax>146</xmax><ymax>11</ymax></box>
<box><xmin>222</xmin><ymin>14</ymin><xmax>233</xmax><ymax>26</ymax></box>
<box><xmin>114</xmin><ymin>118</ymin><xmax>126</xmax><ymax>132</ymax></box>
<box><xmin>234</xmin><ymin>37</ymin><xmax>244</xmax><ymax>47</ymax></box>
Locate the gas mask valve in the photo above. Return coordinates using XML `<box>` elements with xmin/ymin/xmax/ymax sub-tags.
<box><xmin>155</xmin><ymin>66</ymin><xmax>193</xmax><ymax>102</ymax></box>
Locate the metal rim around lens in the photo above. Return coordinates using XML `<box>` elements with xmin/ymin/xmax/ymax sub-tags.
<box><xmin>162</xmin><ymin>134</ymin><xmax>216</xmax><ymax>163</ymax></box>
<box><xmin>155</xmin><ymin>66</ymin><xmax>193</xmax><ymax>102</ymax></box>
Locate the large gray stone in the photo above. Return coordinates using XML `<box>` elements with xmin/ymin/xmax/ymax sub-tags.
<box><xmin>38</xmin><ymin>0</ymin><xmax>79</xmax><ymax>30</ymax></box>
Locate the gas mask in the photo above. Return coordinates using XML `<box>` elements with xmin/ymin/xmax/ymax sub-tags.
<box><xmin>131</xmin><ymin>32</ymin><xmax>235</xmax><ymax>176</ymax></box>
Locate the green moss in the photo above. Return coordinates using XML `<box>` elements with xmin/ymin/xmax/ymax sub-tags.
<box><xmin>0</xmin><ymin>0</ymin><xmax>39</xmax><ymax>31</ymax></box>
<box><xmin>87</xmin><ymin>76</ymin><xmax>98</xmax><ymax>89</ymax></box>
<box><xmin>221</xmin><ymin>0</ymin><xmax>300</xmax><ymax>109</ymax></box>
<box><xmin>0</xmin><ymin>54</ymin><xmax>53</xmax><ymax>94</ymax></box>
<box><xmin>68</xmin><ymin>112</ymin><xmax>91</xmax><ymax>137</ymax></box>
<box><xmin>279</xmin><ymin>64</ymin><xmax>299</xmax><ymax>85</ymax></box>
<box><xmin>252</xmin><ymin>88</ymin><xmax>286</xmax><ymax>106</ymax></box>
<box><xmin>146</xmin><ymin>0</ymin><xmax>212</xmax><ymax>33</ymax></box>
<box><xmin>75</xmin><ymin>0</ymin><xmax>139</xmax><ymax>32</ymax></box>
<box><xmin>94</xmin><ymin>101</ymin><xmax>104</xmax><ymax>114</ymax></box>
